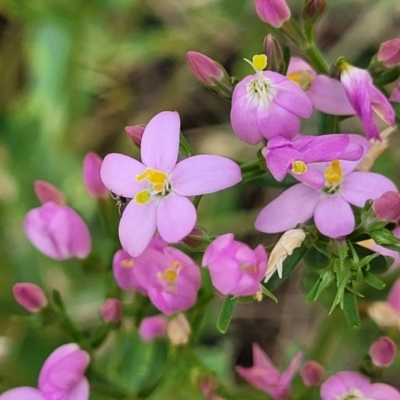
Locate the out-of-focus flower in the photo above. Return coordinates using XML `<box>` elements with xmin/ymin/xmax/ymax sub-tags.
<box><xmin>254</xmin><ymin>0</ymin><xmax>290</xmax><ymax>28</ymax></box>
<box><xmin>236</xmin><ymin>343</ymin><xmax>302</xmax><ymax>400</ymax></box>
<box><xmin>202</xmin><ymin>233</ymin><xmax>268</xmax><ymax>296</ymax></box>
<box><xmin>0</xmin><ymin>343</ymin><xmax>90</xmax><ymax>400</ymax></box>
<box><xmin>300</xmin><ymin>360</ymin><xmax>324</xmax><ymax>386</ymax></box>
<box><xmin>101</xmin><ymin>111</ymin><xmax>241</xmax><ymax>257</ymax></box>
<box><xmin>101</xmin><ymin>298</ymin><xmax>123</xmax><ymax>323</ymax></box>
<box><xmin>372</xmin><ymin>191</ymin><xmax>400</xmax><ymax>221</ymax></box>
<box><xmin>167</xmin><ymin>313</ymin><xmax>191</xmax><ymax>345</ymax></box>
<box><xmin>138</xmin><ymin>315</ymin><xmax>167</xmax><ymax>341</ymax></box>
<box><xmin>83</xmin><ymin>153</ymin><xmax>108</xmax><ymax>199</ymax></box>
<box><xmin>265</xmin><ymin>229</ymin><xmax>305</xmax><ymax>283</ymax></box>
<box><xmin>125</xmin><ymin>124</ymin><xmax>146</xmax><ymax>147</ymax></box>
<box><xmin>320</xmin><ymin>370</ymin><xmax>400</xmax><ymax>400</ymax></box>
<box><xmin>378</xmin><ymin>38</ymin><xmax>400</xmax><ymax>67</ymax></box>
<box><xmin>256</xmin><ymin>153</ymin><xmax>396</xmax><ymax>238</ymax></box>
<box><xmin>369</xmin><ymin>336</ymin><xmax>397</xmax><ymax>368</ymax></box>
<box><xmin>390</xmin><ymin>83</ymin><xmax>400</xmax><ymax>103</ymax></box>
<box><xmin>339</xmin><ymin>61</ymin><xmax>395</xmax><ymax>140</ymax></box>
<box><xmin>287</xmin><ymin>57</ymin><xmax>355</xmax><ymax>115</ymax></box>
<box><xmin>24</xmin><ymin>202</ymin><xmax>91</xmax><ymax>260</ymax></box>
<box><xmin>34</xmin><ymin>180</ymin><xmax>66</xmax><ymax>205</ymax></box>
<box><xmin>230</xmin><ymin>55</ymin><xmax>312</xmax><ymax>145</ymax></box>
<box><xmin>13</xmin><ymin>283</ymin><xmax>48</xmax><ymax>313</ymax></box>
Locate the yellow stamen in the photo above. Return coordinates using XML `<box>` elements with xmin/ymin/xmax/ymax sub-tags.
<box><xmin>164</xmin><ymin>269</ymin><xmax>178</xmax><ymax>282</ymax></box>
<box><xmin>136</xmin><ymin>168</ymin><xmax>169</xmax><ymax>195</ymax></box>
<box><xmin>325</xmin><ymin>160</ymin><xmax>343</xmax><ymax>186</ymax></box>
<box><xmin>134</xmin><ymin>189</ymin><xmax>151</xmax><ymax>204</ymax></box>
<box><xmin>291</xmin><ymin>160</ymin><xmax>307</xmax><ymax>175</ymax></box>
<box><xmin>252</xmin><ymin>54</ymin><xmax>267</xmax><ymax>72</ymax></box>
<box><xmin>121</xmin><ymin>259</ymin><xmax>134</xmax><ymax>268</ymax></box>
<box><xmin>255</xmin><ymin>291</ymin><xmax>263</xmax><ymax>302</ymax></box>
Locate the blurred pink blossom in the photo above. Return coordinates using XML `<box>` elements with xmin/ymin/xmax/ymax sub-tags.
<box><xmin>378</xmin><ymin>38</ymin><xmax>400</xmax><ymax>67</ymax></box>
<box><xmin>13</xmin><ymin>282</ymin><xmax>48</xmax><ymax>313</ymax></box>
<box><xmin>254</xmin><ymin>0</ymin><xmax>290</xmax><ymax>28</ymax></box>
<box><xmin>83</xmin><ymin>152</ymin><xmax>108</xmax><ymax>198</ymax></box>
<box><xmin>34</xmin><ymin>180</ymin><xmax>65</xmax><ymax>205</ymax></box>
<box><xmin>369</xmin><ymin>336</ymin><xmax>397</xmax><ymax>368</ymax></box>
<box><xmin>101</xmin><ymin>298</ymin><xmax>123</xmax><ymax>323</ymax></box>
<box><xmin>300</xmin><ymin>360</ymin><xmax>324</xmax><ymax>386</ymax></box>
<box><xmin>138</xmin><ymin>315</ymin><xmax>167</xmax><ymax>341</ymax></box>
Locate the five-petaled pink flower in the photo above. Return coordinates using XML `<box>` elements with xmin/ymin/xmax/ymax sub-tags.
<box><xmin>101</xmin><ymin>111</ymin><xmax>241</xmax><ymax>257</ymax></box>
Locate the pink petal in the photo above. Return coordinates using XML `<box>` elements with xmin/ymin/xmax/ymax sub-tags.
<box><xmin>65</xmin><ymin>378</ymin><xmax>90</xmax><ymax>400</ymax></box>
<box><xmin>119</xmin><ymin>200</ymin><xmax>157</xmax><ymax>257</ymax></box>
<box><xmin>252</xmin><ymin>343</ymin><xmax>277</xmax><ymax>372</ymax></box>
<box><xmin>390</xmin><ymin>83</ymin><xmax>400</xmax><ymax>103</ymax></box>
<box><xmin>341</xmin><ymin>172</ymin><xmax>397</xmax><ymax>207</ymax></box>
<box><xmin>320</xmin><ymin>371</ymin><xmax>370</xmax><ymax>400</ymax></box>
<box><xmin>100</xmin><ymin>154</ymin><xmax>145</xmax><ymax>198</ymax></box>
<box><xmin>255</xmin><ymin>184</ymin><xmax>320</xmax><ymax>233</ymax></box>
<box><xmin>366</xmin><ymin>383</ymin><xmax>400</xmax><ymax>400</ymax></box>
<box><xmin>171</xmin><ymin>155</ymin><xmax>241</xmax><ymax>196</ymax></box>
<box><xmin>314</xmin><ymin>196</ymin><xmax>355</xmax><ymax>238</ymax></box>
<box><xmin>369</xmin><ymin>85</ymin><xmax>395</xmax><ymax>126</ymax></box>
<box><xmin>287</xmin><ymin>57</ymin><xmax>316</xmax><ymax>76</ymax></box>
<box><xmin>387</xmin><ymin>279</ymin><xmax>400</xmax><ymax>313</ymax></box>
<box><xmin>281</xmin><ymin>352</ymin><xmax>303</xmax><ymax>386</ymax></box>
<box><xmin>65</xmin><ymin>208</ymin><xmax>92</xmax><ymax>259</ymax></box>
<box><xmin>156</xmin><ymin>194</ymin><xmax>196</xmax><ymax>243</ymax></box>
<box><xmin>254</xmin><ymin>0</ymin><xmax>291</xmax><ymax>28</ymax></box>
<box><xmin>140</xmin><ymin>111</ymin><xmax>180</xmax><ymax>172</ymax></box>
<box><xmin>0</xmin><ymin>388</ymin><xmax>45</xmax><ymax>400</ymax></box>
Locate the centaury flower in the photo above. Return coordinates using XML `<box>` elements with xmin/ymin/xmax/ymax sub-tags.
<box><xmin>101</xmin><ymin>111</ymin><xmax>241</xmax><ymax>257</ymax></box>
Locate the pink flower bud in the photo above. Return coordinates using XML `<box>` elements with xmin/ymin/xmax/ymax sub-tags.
<box><xmin>125</xmin><ymin>125</ymin><xmax>146</xmax><ymax>146</ymax></box>
<box><xmin>24</xmin><ymin>202</ymin><xmax>92</xmax><ymax>260</ymax></box>
<box><xmin>138</xmin><ymin>315</ymin><xmax>167</xmax><ymax>341</ymax></box>
<box><xmin>101</xmin><ymin>298</ymin><xmax>122</xmax><ymax>323</ymax></box>
<box><xmin>34</xmin><ymin>181</ymin><xmax>65</xmax><ymax>205</ymax></box>
<box><xmin>83</xmin><ymin>152</ymin><xmax>108</xmax><ymax>198</ymax></box>
<box><xmin>167</xmin><ymin>313</ymin><xmax>191</xmax><ymax>345</ymax></box>
<box><xmin>263</xmin><ymin>34</ymin><xmax>284</xmax><ymax>73</ymax></box>
<box><xmin>300</xmin><ymin>360</ymin><xmax>324</xmax><ymax>386</ymax></box>
<box><xmin>372</xmin><ymin>191</ymin><xmax>400</xmax><ymax>221</ymax></box>
<box><xmin>254</xmin><ymin>0</ymin><xmax>291</xmax><ymax>28</ymax></box>
<box><xmin>13</xmin><ymin>283</ymin><xmax>48</xmax><ymax>312</ymax></box>
<box><xmin>390</xmin><ymin>83</ymin><xmax>400</xmax><ymax>103</ymax></box>
<box><xmin>186</xmin><ymin>51</ymin><xmax>226</xmax><ymax>86</ymax></box>
<box><xmin>303</xmin><ymin>0</ymin><xmax>326</xmax><ymax>22</ymax></box>
<box><xmin>369</xmin><ymin>336</ymin><xmax>397</xmax><ymax>367</ymax></box>
<box><xmin>378</xmin><ymin>38</ymin><xmax>400</xmax><ymax>68</ymax></box>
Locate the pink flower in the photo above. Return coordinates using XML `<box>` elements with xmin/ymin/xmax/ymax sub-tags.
<box><xmin>138</xmin><ymin>315</ymin><xmax>167</xmax><ymax>341</ymax></box>
<box><xmin>254</xmin><ymin>0</ymin><xmax>291</xmax><ymax>28</ymax></box>
<box><xmin>236</xmin><ymin>343</ymin><xmax>302</xmax><ymax>400</ymax></box>
<box><xmin>369</xmin><ymin>336</ymin><xmax>397</xmax><ymax>368</ymax></box>
<box><xmin>24</xmin><ymin>202</ymin><xmax>92</xmax><ymax>260</ymax></box>
<box><xmin>320</xmin><ymin>371</ymin><xmax>400</xmax><ymax>400</ymax></box>
<box><xmin>230</xmin><ymin>55</ymin><xmax>312</xmax><ymax>145</ymax></box>
<box><xmin>0</xmin><ymin>343</ymin><xmax>90</xmax><ymax>400</ymax></box>
<box><xmin>300</xmin><ymin>360</ymin><xmax>324</xmax><ymax>387</ymax></box>
<box><xmin>287</xmin><ymin>57</ymin><xmax>355</xmax><ymax>115</ymax></box>
<box><xmin>83</xmin><ymin>153</ymin><xmax>108</xmax><ymax>198</ymax></box>
<box><xmin>256</xmin><ymin>154</ymin><xmax>397</xmax><ymax>238</ymax></box>
<box><xmin>340</xmin><ymin>62</ymin><xmax>395</xmax><ymax>140</ymax></box>
<box><xmin>378</xmin><ymin>38</ymin><xmax>400</xmax><ymax>67</ymax></box>
<box><xmin>202</xmin><ymin>234</ymin><xmax>268</xmax><ymax>296</ymax></box>
<box><xmin>13</xmin><ymin>283</ymin><xmax>48</xmax><ymax>313</ymax></box>
<box><xmin>133</xmin><ymin>244</ymin><xmax>201</xmax><ymax>315</ymax></box>
<box><xmin>101</xmin><ymin>111</ymin><xmax>241</xmax><ymax>257</ymax></box>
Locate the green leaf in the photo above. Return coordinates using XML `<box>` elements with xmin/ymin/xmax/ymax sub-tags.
<box><xmin>363</xmin><ymin>271</ymin><xmax>386</xmax><ymax>290</ymax></box>
<box><xmin>342</xmin><ymin>289</ymin><xmax>360</xmax><ymax>328</ymax></box>
<box><xmin>352</xmin><ymin>243</ymin><xmax>393</xmax><ymax>274</ymax></box>
<box><xmin>261</xmin><ymin>285</ymin><xmax>278</xmax><ymax>303</ymax></box>
<box><xmin>303</xmin><ymin>245</ymin><xmax>330</xmax><ymax>269</ymax></box>
<box><xmin>52</xmin><ymin>289</ymin><xmax>65</xmax><ymax>312</ymax></box>
<box><xmin>217</xmin><ymin>296</ymin><xmax>239</xmax><ymax>334</ymax></box>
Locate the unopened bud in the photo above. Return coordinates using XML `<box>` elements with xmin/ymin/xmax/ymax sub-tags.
<box><xmin>34</xmin><ymin>181</ymin><xmax>65</xmax><ymax>205</ymax></box>
<box><xmin>125</xmin><ymin>125</ymin><xmax>146</xmax><ymax>147</ymax></box>
<box><xmin>101</xmin><ymin>298</ymin><xmax>123</xmax><ymax>323</ymax></box>
<box><xmin>167</xmin><ymin>313</ymin><xmax>191</xmax><ymax>345</ymax></box>
<box><xmin>369</xmin><ymin>336</ymin><xmax>397</xmax><ymax>367</ymax></box>
<box><xmin>300</xmin><ymin>360</ymin><xmax>324</xmax><ymax>386</ymax></box>
<box><xmin>303</xmin><ymin>0</ymin><xmax>326</xmax><ymax>23</ymax></box>
<box><xmin>254</xmin><ymin>0</ymin><xmax>290</xmax><ymax>28</ymax></box>
<box><xmin>138</xmin><ymin>315</ymin><xmax>167</xmax><ymax>341</ymax></box>
<box><xmin>263</xmin><ymin>34</ymin><xmax>284</xmax><ymax>73</ymax></box>
<box><xmin>13</xmin><ymin>282</ymin><xmax>48</xmax><ymax>312</ymax></box>
<box><xmin>378</xmin><ymin>39</ymin><xmax>400</xmax><ymax>68</ymax></box>
<box><xmin>372</xmin><ymin>191</ymin><xmax>400</xmax><ymax>221</ymax></box>
<box><xmin>83</xmin><ymin>153</ymin><xmax>108</xmax><ymax>199</ymax></box>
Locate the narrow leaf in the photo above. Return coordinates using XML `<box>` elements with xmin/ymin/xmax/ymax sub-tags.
<box><xmin>343</xmin><ymin>289</ymin><xmax>360</xmax><ymax>328</ymax></box>
<box><xmin>217</xmin><ymin>296</ymin><xmax>239</xmax><ymax>334</ymax></box>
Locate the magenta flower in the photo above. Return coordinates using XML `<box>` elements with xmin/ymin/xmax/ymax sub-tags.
<box><xmin>202</xmin><ymin>234</ymin><xmax>268</xmax><ymax>296</ymax></box>
<box><xmin>0</xmin><ymin>343</ymin><xmax>90</xmax><ymax>400</ymax></box>
<box><xmin>138</xmin><ymin>315</ymin><xmax>167</xmax><ymax>341</ymax></box>
<box><xmin>13</xmin><ymin>283</ymin><xmax>48</xmax><ymax>313</ymax></box>
<box><xmin>254</xmin><ymin>0</ymin><xmax>291</xmax><ymax>28</ymax></box>
<box><xmin>236</xmin><ymin>343</ymin><xmax>302</xmax><ymax>400</ymax></box>
<box><xmin>83</xmin><ymin>152</ymin><xmax>108</xmax><ymax>198</ymax></box>
<box><xmin>24</xmin><ymin>202</ymin><xmax>92</xmax><ymax>260</ymax></box>
<box><xmin>230</xmin><ymin>55</ymin><xmax>312</xmax><ymax>145</ymax></box>
<box><xmin>287</xmin><ymin>57</ymin><xmax>355</xmax><ymax>115</ymax></box>
<box><xmin>378</xmin><ymin>38</ymin><xmax>400</xmax><ymax>67</ymax></box>
<box><xmin>320</xmin><ymin>371</ymin><xmax>400</xmax><ymax>400</ymax></box>
<box><xmin>264</xmin><ymin>133</ymin><xmax>364</xmax><ymax>186</ymax></box>
<box><xmin>340</xmin><ymin>62</ymin><xmax>395</xmax><ymax>140</ymax></box>
<box><xmin>101</xmin><ymin>298</ymin><xmax>123</xmax><ymax>323</ymax></box>
<box><xmin>101</xmin><ymin>111</ymin><xmax>241</xmax><ymax>257</ymax></box>
<box><xmin>256</xmin><ymin>155</ymin><xmax>397</xmax><ymax>238</ymax></box>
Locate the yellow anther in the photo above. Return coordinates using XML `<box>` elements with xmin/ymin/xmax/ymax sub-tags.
<box><xmin>325</xmin><ymin>160</ymin><xmax>343</xmax><ymax>186</ymax></box>
<box><xmin>134</xmin><ymin>189</ymin><xmax>151</xmax><ymax>204</ymax></box>
<box><xmin>287</xmin><ymin>71</ymin><xmax>314</xmax><ymax>91</ymax></box>
<box><xmin>121</xmin><ymin>259</ymin><xmax>134</xmax><ymax>268</ymax></box>
<box><xmin>136</xmin><ymin>169</ymin><xmax>152</xmax><ymax>182</ymax></box>
<box><xmin>164</xmin><ymin>269</ymin><xmax>178</xmax><ymax>282</ymax></box>
<box><xmin>255</xmin><ymin>291</ymin><xmax>263</xmax><ymax>302</ymax></box>
<box><xmin>291</xmin><ymin>160</ymin><xmax>307</xmax><ymax>175</ymax></box>
<box><xmin>252</xmin><ymin>54</ymin><xmax>268</xmax><ymax>72</ymax></box>
<box><xmin>148</xmin><ymin>170</ymin><xmax>168</xmax><ymax>184</ymax></box>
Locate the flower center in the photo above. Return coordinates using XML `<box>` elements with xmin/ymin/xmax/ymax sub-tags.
<box><xmin>287</xmin><ymin>70</ymin><xmax>314</xmax><ymax>91</ymax></box>
<box><xmin>121</xmin><ymin>258</ymin><xmax>134</xmax><ymax>268</ymax></box>
<box><xmin>291</xmin><ymin>160</ymin><xmax>307</xmax><ymax>175</ymax></box>
<box><xmin>134</xmin><ymin>168</ymin><xmax>171</xmax><ymax>204</ymax></box>
<box><xmin>338</xmin><ymin>388</ymin><xmax>372</xmax><ymax>400</ymax></box>
<box><xmin>157</xmin><ymin>260</ymin><xmax>183</xmax><ymax>293</ymax></box>
<box><xmin>323</xmin><ymin>160</ymin><xmax>343</xmax><ymax>194</ymax></box>
<box><xmin>239</xmin><ymin>262</ymin><xmax>258</xmax><ymax>275</ymax></box>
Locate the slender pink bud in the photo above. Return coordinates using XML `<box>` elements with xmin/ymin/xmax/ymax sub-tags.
<box><xmin>303</xmin><ymin>0</ymin><xmax>326</xmax><ymax>22</ymax></box>
<box><xmin>83</xmin><ymin>152</ymin><xmax>108</xmax><ymax>198</ymax></box>
<box><xmin>125</xmin><ymin>125</ymin><xmax>146</xmax><ymax>147</ymax></box>
<box><xmin>300</xmin><ymin>360</ymin><xmax>324</xmax><ymax>386</ymax></box>
<box><xmin>13</xmin><ymin>282</ymin><xmax>48</xmax><ymax>312</ymax></box>
<box><xmin>186</xmin><ymin>52</ymin><xmax>225</xmax><ymax>86</ymax></box>
<box><xmin>34</xmin><ymin>181</ymin><xmax>65</xmax><ymax>205</ymax></box>
<box><xmin>101</xmin><ymin>298</ymin><xmax>122</xmax><ymax>323</ymax></box>
<box><xmin>372</xmin><ymin>191</ymin><xmax>400</xmax><ymax>221</ymax></box>
<box><xmin>378</xmin><ymin>39</ymin><xmax>400</xmax><ymax>68</ymax></box>
<box><xmin>254</xmin><ymin>0</ymin><xmax>291</xmax><ymax>28</ymax></box>
<box><xmin>369</xmin><ymin>336</ymin><xmax>397</xmax><ymax>367</ymax></box>
<box><xmin>138</xmin><ymin>315</ymin><xmax>167</xmax><ymax>341</ymax></box>
<box><xmin>263</xmin><ymin>34</ymin><xmax>284</xmax><ymax>73</ymax></box>
<box><xmin>390</xmin><ymin>83</ymin><xmax>400</xmax><ymax>103</ymax></box>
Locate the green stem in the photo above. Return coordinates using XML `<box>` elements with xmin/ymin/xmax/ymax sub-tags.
<box><xmin>179</xmin><ymin>134</ymin><xmax>196</xmax><ymax>157</ymax></box>
<box><xmin>304</xmin><ymin>43</ymin><xmax>330</xmax><ymax>74</ymax></box>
